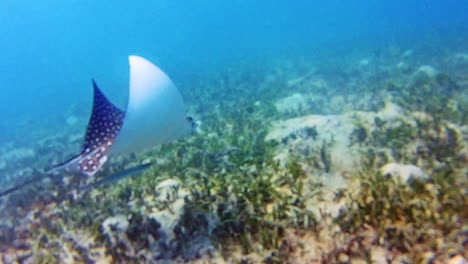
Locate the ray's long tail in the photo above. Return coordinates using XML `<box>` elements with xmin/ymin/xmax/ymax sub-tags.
<box><xmin>0</xmin><ymin>173</ymin><xmax>49</xmax><ymax>197</ymax></box>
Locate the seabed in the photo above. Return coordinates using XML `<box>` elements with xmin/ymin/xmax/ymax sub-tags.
<box><xmin>0</xmin><ymin>47</ymin><xmax>467</xmax><ymax>263</ymax></box>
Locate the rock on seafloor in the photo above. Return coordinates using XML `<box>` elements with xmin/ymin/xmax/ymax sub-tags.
<box><xmin>448</xmin><ymin>255</ymin><xmax>467</xmax><ymax>264</ymax></box>
<box><xmin>266</xmin><ymin>99</ymin><xmax>467</xmax><ymax>217</ymax></box>
<box><xmin>96</xmin><ymin>178</ymin><xmax>216</xmax><ymax>261</ymax></box>
<box><xmin>380</xmin><ymin>163</ymin><xmax>426</xmax><ymax>182</ymax></box>
<box><xmin>415</xmin><ymin>65</ymin><xmax>439</xmax><ymax>78</ymax></box>
<box><xmin>274</xmin><ymin>93</ymin><xmax>310</xmax><ymax>113</ymax></box>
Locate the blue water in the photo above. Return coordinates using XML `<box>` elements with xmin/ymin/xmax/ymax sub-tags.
<box><xmin>0</xmin><ymin>0</ymin><xmax>466</xmax><ymax>142</ymax></box>
<box><xmin>0</xmin><ymin>1</ymin><xmax>467</xmax><ymax>262</ymax></box>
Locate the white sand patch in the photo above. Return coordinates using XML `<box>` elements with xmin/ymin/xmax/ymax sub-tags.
<box><xmin>148</xmin><ymin>178</ymin><xmax>190</xmax><ymax>240</ymax></box>
<box><xmin>149</xmin><ymin>198</ymin><xmax>185</xmax><ymax>240</ymax></box>
<box><xmin>447</xmin><ymin>255</ymin><xmax>467</xmax><ymax>264</ymax></box>
<box><xmin>265</xmin><ymin>101</ymin><xmax>426</xmax><ymax>217</ymax></box>
<box><xmin>380</xmin><ymin>163</ymin><xmax>426</xmax><ymax>182</ymax></box>
<box><xmin>102</xmin><ymin>215</ymin><xmax>129</xmax><ymax>234</ymax></box>
<box><xmin>267</xmin><ymin>102</ymin><xmax>407</xmax><ymax>173</ymax></box>
<box><xmin>377</xmin><ymin>101</ymin><xmax>403</xmax><ymax>121</ymax></box>
<box><xmin>416</xmin><ymin>65</ymin><xmax>439</xmax><ymax>78</ymax></box>
<box><xmin>275</xmin><ymin>93</ymin><xmax>309</xmax><ymax>113</ymax></box>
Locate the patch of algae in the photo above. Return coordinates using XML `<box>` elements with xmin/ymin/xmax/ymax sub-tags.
<box><xmin>334</xmin><ymin>165</ymin><xmax>467</xmax><ymax>263</ymax></box>
<box><xmin>30</xmin><ymin>56</ymin><xmax>467</xmax><ymax>264</ymax></box>
<box><xmin>32</xmin><ymin>97</ymin><xmax>323</xmax><ymax>263</ymax></box>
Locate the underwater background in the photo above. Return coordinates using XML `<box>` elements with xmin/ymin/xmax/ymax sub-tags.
<box><xmin>0</xmin><ymin>0</ymin><xmax>467</xmax><ymax>263</ymax></box>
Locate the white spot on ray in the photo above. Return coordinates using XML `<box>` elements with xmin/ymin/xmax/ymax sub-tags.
<box><xmin>99</xmin><ymin>156</ymin><xmax>108</xmax><ymax>165</ymax></box>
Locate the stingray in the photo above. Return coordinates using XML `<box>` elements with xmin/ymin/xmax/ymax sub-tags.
<box><xmin>0</xmin><ymin>56</ymin><xmax>195</xmax><ymax>197</ymax></box>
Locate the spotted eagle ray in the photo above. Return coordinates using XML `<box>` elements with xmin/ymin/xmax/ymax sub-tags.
<box><xmin>48</xmin><ymin>80</ymin><xmax>126</xmax><ymax>176</ymax></box>
<box><xmin>0</xmin><ymin>55</ymin><xmax>195</xmax><ymax>197</ymax></box>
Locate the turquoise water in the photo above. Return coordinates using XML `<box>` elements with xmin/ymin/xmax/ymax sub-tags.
<box><xmin>0</xmin><ymin>0</ymin><xmax>466</xmax><ymax>140</ymax></box>
<box><xmin>0</xmin><ymin>1</ymin><xmax>467</xmax><ymax>263</ymax></box>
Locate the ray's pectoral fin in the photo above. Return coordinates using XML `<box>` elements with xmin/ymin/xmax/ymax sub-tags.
<box><xmin>46</xmin><ymin>148</ymin><xmax>103</xmax><ymax>176</ymax></box>
<box><xmin>0</xmin><ymin>56</ymin><xmax>196</xmax><ymax>198</ymax></box>
<box><xmin>47</xmin><ymin>80</ymin><xmax>125</xmax><ymax>176</ymax></box>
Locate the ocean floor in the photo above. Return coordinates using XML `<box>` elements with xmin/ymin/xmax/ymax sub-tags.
<box><xmin>0</xmin><ymin>46</ymin><xmax>467</xmax><ymax>263</ymax></box>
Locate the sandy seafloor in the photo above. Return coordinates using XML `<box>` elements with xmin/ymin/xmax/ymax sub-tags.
<box><xmin>0</xmin><ymin>42</ymin><xmax>467</xmax><ymax>263</ymax></box>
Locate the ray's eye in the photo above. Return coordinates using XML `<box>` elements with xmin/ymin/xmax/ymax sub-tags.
<box><xmin>186</xmin><ymin>116</ymin><xmax>197</xmax><ymax>129</ymax></box>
